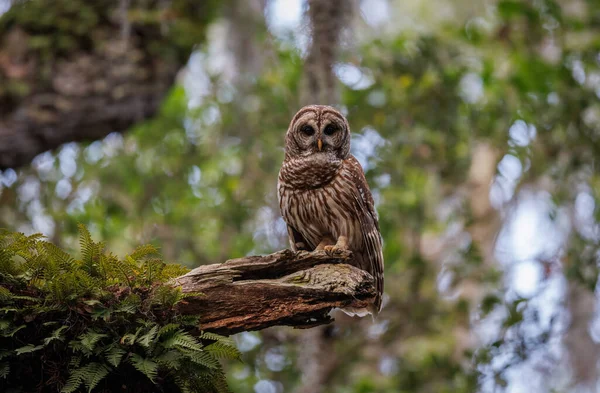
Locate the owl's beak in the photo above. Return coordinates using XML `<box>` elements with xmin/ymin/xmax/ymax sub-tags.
<box><xmin>317</xmin><ymin>139</ymin><xmax>323</xmax><ymax>151</ymax></box>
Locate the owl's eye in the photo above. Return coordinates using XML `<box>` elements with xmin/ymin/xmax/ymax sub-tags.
<box><xmin>300</xmin><ymin>125</ymin><xmax>315</xmax><ymax>136</ymax></box>
<box><xmin>323</xmin><ymin>124</ymin><xmax>338</xmax><ymax>136</ymax></box>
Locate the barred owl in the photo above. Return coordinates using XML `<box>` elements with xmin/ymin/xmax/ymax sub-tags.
<box><xmin>277</xmin><ymin>105</ymin><xmax>384</xmax><ymax>314</ymax></box>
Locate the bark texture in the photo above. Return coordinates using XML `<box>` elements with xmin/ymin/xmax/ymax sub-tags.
<box><xmin>0</xmin><ymin>0</ymin><xmax>217</xmax><ymax>169</ymax></box>
<box><xmin>172</xmin><ymin>249</ymin><xmax>375</xmax><ymax>335</ymax></box>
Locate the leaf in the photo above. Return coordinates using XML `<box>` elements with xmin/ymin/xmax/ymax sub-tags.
<box><xmin>129</xmin><ymin>354</ymin><xmax>158</xmax><ymax>383</ymax></box>
<box><xmin>1</xmin><ymin>324</ymin><xmax>25</xmax><ymax>337</ymax></box>
<box><xmin>79</xmin><ymin>331</ymin><xmax>108</xmax><ymax>353</ymax></box>
<box><xmin>129</xmin><ymin>244</ymin><xmax>160</xmax><ymax>261</ymax></box>
<box><xmin>81</xmin><ymin>362</ymin><xmax>110</xmax><ymax>393</ymax></box>
<box><xmin>44</xmin><ymin>242</ymin><xmax>75</xmax><ymax>269</ymax></box>
<box><xmin>105</xmin><ymin>346</ymin><xmax>126</xmax><ymax>368</ymax></box>
<box><xmin>162</xmin><ymin>330</ymin><xmax>203</xmax><ymax>351</ymax></box>
<box><xmin>15</xmin><ymin>344</ymin><xmax>44</xmax><ymax>355</ymax></box>
<box><xmin>78</xmin><ymin>224</ymin><xmax>94</xmax><ymax>265</ymax></box>
<box><xmin>0</xmin><ymin>362</ymin><xmax>9</xmax><ymax>379</ymax></box>
<box><xmin>155</xmin><ymin>350</ymin><xmax>183</xmax><ymax>370</ymax></box>
<box><xmin>137</xmin><ymin>324</ymin><xmax>159</xmax><ymax>348</ymax></box>
<box><xmin>0</xmin><ymin>286</ymin><xmax>12</xmax><ymax>302</ymax></box>
<box><xmin>121</xmin><ymin>327</ymin><xmax>143</xmax><ymax>346</ymax></box>
<box><xmin>43</xmin><ymin>325</ymin><xmax>68</xmax><ymax>345</ymax></box>
<box><xmin>61</xmin><ymin>366</ymin><xmax>85</xmax><ymax>393</ymax></box>
<box><xmin>204</xmin><ymin>341</ymin><xmax>241</xmax><ymax>360</ymax></box>
<box><xmin>184</xmin><ymin>349</ymin><xmax>221</xmax><ymax>369</ymax></box>
<box><xmin>158</xmin><ymin>323</ymin><xmax>180</xmax><ymax>337</ymax></box>
<box><xmin>199</xmin><ymin>331</ymin><xmax>234</xmax><ymax>345</ymax></box>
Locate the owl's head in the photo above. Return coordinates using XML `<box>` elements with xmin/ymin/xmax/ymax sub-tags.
<box><xmin>284</xmin><ymin>105</ymin><xmax>351</xmax><ymax>160</ymax></box>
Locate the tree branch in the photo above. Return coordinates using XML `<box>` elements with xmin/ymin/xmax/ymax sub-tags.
<box><xmin>0</xmin><ymin>1</ymin><xmax>217</xmax><ymax>170</ymax></box>
<box><xmin>172</xmin><ymin>249</ymin><xmax>375</xmax><ymax>335</ymax></box>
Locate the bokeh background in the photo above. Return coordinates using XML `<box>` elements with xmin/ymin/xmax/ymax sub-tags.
<box><xmin>1</xmin><ymin>0</ymin><xmax>600</xmax><ymax>392</ymax></box>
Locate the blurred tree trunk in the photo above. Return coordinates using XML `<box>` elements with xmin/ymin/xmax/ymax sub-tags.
<box><xmin>0</xmin><ymin>0</ymin><xmax>218</xmax><ymax>170</ymax></box>
<box><xmin>301</xmin><ymin>0</ymin><xmax>353</xmax><ymax>106</ymax></box>
<box><xmin>224</xmin><ymin>0</ymin><xmax>266</xmax><ymax>87</ymax></box>
<box><xmin>294</xmin><ymin>1</ymin><xmax>355</xmax><ymax>392</ymax></box>
<box><xmin>565</xmin><ymin>281</ymin><xmax>600</xmax><ymax>392</ymax></box>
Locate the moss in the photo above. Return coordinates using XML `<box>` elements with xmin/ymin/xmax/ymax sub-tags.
<box><xmin>0</xmin><ymin>0</ymin><xmax>220</xmax><ymax>62</ymax></box>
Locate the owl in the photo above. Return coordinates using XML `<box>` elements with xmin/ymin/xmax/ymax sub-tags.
<box><xmin>277</xmin><ymin>105</ymin><xmax>384</xmax><ymax>315</ymax></box>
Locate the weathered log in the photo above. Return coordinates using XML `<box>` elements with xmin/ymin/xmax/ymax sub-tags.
<box><xmin>172</xmin><ymin>249</ymin><xmax>375</xmax><ymax>335</ymax></box>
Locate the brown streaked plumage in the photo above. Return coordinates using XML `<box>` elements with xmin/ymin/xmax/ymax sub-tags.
<box><xmin>277</xmin><ymin>105</ymin><xmax>384</xmax><ymax>314</ymax></box>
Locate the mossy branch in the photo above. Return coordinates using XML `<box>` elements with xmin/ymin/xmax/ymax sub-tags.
<box><xmin>172</xmin><ymin>249</ymin><xmax>376</xmax><ymax>335</ymax></box>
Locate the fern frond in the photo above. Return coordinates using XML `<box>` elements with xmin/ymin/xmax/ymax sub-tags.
<box><xmin>69</xmin><ymin>355</ymin><xmax>83</xmax><ymax>368</ymax></box>
<box><xmin>15</xmin><ymin>344</ymin><xmax>44</xmax><ymax>355</ymax></box>
<box><xmin>129</xmin><ymin>244</ymin><xmax>160</xmax><ymax>261</ymax></box>
<box><xmin>208</xmin><ymin>370</ymin><xmax>232</xmax><ymax>393</ymax></box>
<box><xmin>158</xmin><ymin>323</ymin><xmax>180</xmax><ymax>337</ymax></box>
<box><xmin>61</xmin><ymin>364</ymin><xmax>86</xmax><ymax>393</ymax></box>
<box><xmin>0</xmin><ymin>286</ymin><xmax>12</xmax><ymax>302</ymax></box>
<box><xmin>198</xmin><ymin>331</ymin><xmax>233</xmax><ymax>344</ymax></box>
<box><xmin>162</xmin><ymin>330</ymin><xmax>203</xmax><ymax>351</ymax></box>
<box><xmin>1</xmin><ymin>324</ymin><xmax>25</xmax><ymax>337</ymax></box>
<box><xmin>204</xmin><ymin>341</ymin><xmax>241</xmax><ymax>360</ymax></box>
<box><xmin>104</xmin><ymin>345</ymin><xmax>126</xmax><ymax>368</ymax></box>
<box><xmin>176</xmin><ymin>315</ymin><xmax>201</xmax><ymax>327</ymax></box>
<box><xmin>129</xmin><ymin>354</ymin><xmax>158</xmax><ymax>383</ymax></box>
<box><xmin>44</xmin><ymin>242</ymin><xmax>76</xmax><ymax>269</ymax></box>
<box><xmin>155</xmin><ymin>350</ymin><xmax>183</xmax><ymax>370</ymax></box>
<box><xmin>78</xmin><ymin>224</ymin><xmax>94</xmax><ymax>264</ymax></box>
<box><xmin>160</xmin><ymin>264</ymin><xmax>189</xmax><ymax>280</ymax></box>
<box><xmin>115</xmin><ymin>293</ymin><xmax>141</xmax><ymax>313</ymax></box>
<box><xmin>43</xmin><ymin>325</ymin><xmax>68</xmax><ymax>346</ymax></box>
<box><xmin>0</xmin><ymin>362</ymin><xmax>9</xmax><ymax>379</ymax></box>
<box><xmin>81</xmin><ymin>362</ymin><xmax>110</xmax><ymax>393</ymax></box>
<box><xmin>137</xmin><ymin>324</ymin><xmax>159</xmax><ymax>349</ymax></box>
<box><xmin>183</xmin><ymin>349</ymin><xmax>221</xmax><ymax>369</ymax></box>
<box><xmin>72</xmin><ymin>330</ymin><xmax>108</xmax><ymax>354</ymax></box>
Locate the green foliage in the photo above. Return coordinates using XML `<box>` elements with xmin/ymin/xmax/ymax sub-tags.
<box><xmin>0</xmin><ymin>226</ymin><xmax>240</xmax><ymax>393</ymax></box>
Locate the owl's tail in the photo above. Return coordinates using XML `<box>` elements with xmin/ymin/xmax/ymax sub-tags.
<box><xmin>339</xmin><ymin>300</ymin><xmax>380</xmax><ymax>319</ymax></box>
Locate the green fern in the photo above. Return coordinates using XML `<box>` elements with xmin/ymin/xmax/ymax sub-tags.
<box><xmin>137</xmin><ymin>324</ymin><xmax>159</xmax><ymax>349</ymax></box>
<box><xmin>71</xmin><ymin>330</ymin><xmax>108</xmax><ymax>355</ymax></box>
<box><xmin>104</xmin><ymin>345</ymin><xmax>126</xmax><ymax>368</ymax></box>
<box><xmin>15</xmin><ymin>344</ymin><xmax>44</xmax><ymax>355</ymax></box>
<box><xmin>204</xmin><ymin>341</ymin><xmax>241</xmax><ymax>361</ymax></box>
<box><xmin>0</xmin><ymin>362</ymin><xmax>9</xmax><ymax>379</ymax></box>
<box><xmin>129</xmin><ymin>354</ymin><xmax>158</xmax><ymax>383</ymax></box>
<box><xmin>0</xmin><ymin>226</ymin><xmax>239</xmax><ymax>393</ymax></box>
<box><xmin>61</xmin><ymin>366</ymin><xmax>86</xmax><ymax>393</ymax></box>
<box><xmin>43</xmin><ymin>325</ymin><xmax>68</xmax><ymax>345</ymax></box>
<box><xmin>81</xmin><ymin>362</ymin><xmax>110</xmax><ymax>393</ymax></box>
<box><xmin>162</xmin><ymin>330</ymin><xmax>203</xmax><ymax>352</ymax></box>
<box><xmin>184</xmin><ymin>349</ymin><xmax>221</xmax><ymax>369</ymax></box>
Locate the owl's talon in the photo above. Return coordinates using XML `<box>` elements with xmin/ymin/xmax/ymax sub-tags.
<box><xmin>323</xmin><ymin>245</ymin><xmax>344</xmax><ymax>255</ymax></box>
<box><xmin>315</xmin><ymin>236</ymin><xmax>335</xmax><ymax>251</ymax></box>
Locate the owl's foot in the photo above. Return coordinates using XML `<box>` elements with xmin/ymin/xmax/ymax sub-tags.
<box><xmin>294</xmin><ymin>241</ymin><xmax>309</xmax><ymax>251</ymax></box>
<box><xmin>315</xmin><ymin>236</ymin><xmax>335</xmax><ymax>251</ymax></box>
<box><xmin>323</xmin><ymin>236</ymin><xmax>349</xmax><ymax>255</ymax></box>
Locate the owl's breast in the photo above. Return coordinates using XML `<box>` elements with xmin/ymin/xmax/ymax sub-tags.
<box><xmin>278</xmin><ymin>165</ymin><xmax>363</xmax><ymax>250</ymax></box>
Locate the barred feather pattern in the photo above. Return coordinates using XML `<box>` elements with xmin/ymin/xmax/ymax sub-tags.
<box><xmin>278</xmin><ymin>105</ymin><xmax>384</xmax><ymax>314</ymax></box>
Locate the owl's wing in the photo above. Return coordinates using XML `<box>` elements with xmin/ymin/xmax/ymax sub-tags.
<box><xmin>345</xmin><ymin>155</ymin><xmax>384</xmax><ymax>313</ymax></box>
